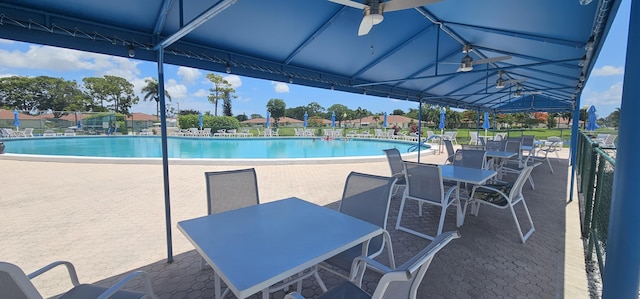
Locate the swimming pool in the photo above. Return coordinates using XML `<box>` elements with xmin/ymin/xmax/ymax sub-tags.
<box><xmin>1</xmin><ymin>136</ymin><xmax>428</xmax><ymax>161</ymax></box>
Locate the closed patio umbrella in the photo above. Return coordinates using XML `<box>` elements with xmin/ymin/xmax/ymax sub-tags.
<box><xmin>13</xmin><ymin>109</ymin><xmax>20</xmax><ymax>130</ymax></box>
<box><xmin>438</xmin><ymin>108</ymin><xmax>446</xmax><ymax>134</ymax></box>
<box><xmin>198</xmin><ymin>112</ymin><xmax>203</xmax><ymax>129</ymax></box>
<box><xmin>482</xmin><ymin>111</ymin><xmax>490</xmax><ymax>136</ymax></box>
<box><xmin>265</xmin><ymin>112</ymin><xmax>270</xmax><ymax>127</ymax></box>
<box><xmin>383</xmin><ymin>112</ymin><xmax>387</xmax><ymax>128</ymax></box>
<box><xmin>303</xmin><ymin>111</ymin><xmax>308</xmax><ymax>128</ymax></box>
<box><xmin>331</xmin><ymin>111</ymin><xmax>335</xmax><ymax>128</ymax></box>
<box><xmin>587</xmin><ymin>105</ymin><xmax>599</xmax><ymax>131</ymax></box>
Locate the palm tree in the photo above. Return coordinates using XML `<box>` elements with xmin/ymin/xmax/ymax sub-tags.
<box><xmin>141</xmin><ymin>78</ymin><xmax>172</xmax><ymax>119</ymax></box>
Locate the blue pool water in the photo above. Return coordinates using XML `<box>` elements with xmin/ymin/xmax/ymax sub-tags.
<box><xmin>2</xmin><ymin>136</ymin><xmax>424</xmax><ymax>159</ymax></box>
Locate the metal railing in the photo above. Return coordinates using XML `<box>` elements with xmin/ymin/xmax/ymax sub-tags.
<box><xmin>576</xmin><ymin>131</ymin><xmax>616</xmax><ymax>279</ymax></box>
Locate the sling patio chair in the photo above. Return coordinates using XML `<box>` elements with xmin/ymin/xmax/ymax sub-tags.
<box><xmin>320</xmin><ymin>172</ymin><xmax>397</xmax><ymax>286</ymax></box>
<box><xmin>501</xmin><ymin>140</ymin><xmax>535</xmax><ymax>190</ymax></box>
<box><xmin>468</xmin><ymin>131</ymin><xmax>479</xmax><ymax>145</ymax></box>
<box><xmin>396</xmin><ymin>162</ymin><xmax>459</xmax><ymax>240</ymax></box>
<box><xmin>443</xmin><ymin>139</ymin><xmax>455</xmax><ymax>164</ymax></box>
<box><xmin>286</xmin><ymin>231</ymin><xmax>460</xmax><ymax>299</ymax></box>
<box><xmin>383</xmin><ymin>148</ymin><xmax>407</xmax><ymax>196</ymax></box>
<box><xmin>467</xmin><ymin>163</ymin><xmax>539</xmax><ymax>243</ymax></box>
<box><xmin>204</xmin><ymin>168</ymin><xmax>324</xmax><ymax>296</ymax></box>
<box><xmin>0</xmin><ymin>261</ymin><xmax>158</xmax><ymax>299</ymax></box>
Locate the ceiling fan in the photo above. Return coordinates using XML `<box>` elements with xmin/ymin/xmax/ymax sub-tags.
<box><xmin>495</xmin><ymin>71</ymin><xmax>526</xmax><ymax>89</ymax></box>
<box><xmin>513</xmin><ymin>83</ymin><xmax>542</xmax><ymax>97</ymax></box>
<box><xmin>329</xmin><ymin>0</ymin><xmax>443</xmax><ymax>36</ymax></box>
<box><xmin>456</xmin><ymin>45</ymin><xmax>511</xmax><ymax>72</ymax></box>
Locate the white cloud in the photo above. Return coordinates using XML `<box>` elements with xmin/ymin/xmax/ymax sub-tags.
<box><xmin>193</xmin><ymin>89</ymin><xmax>209</xmax><ymax>97</ymax></box>
<box><xmin>0</xmin><ymin>73</ymin><xmax>18</xmax><ymax>78</ymax></box>
<box><xmin>0</xmin><ymin>45</ymin><xmax>118</xmax><ymax>72</ymax></box>
<box><xmin>224</xmin><ymin>74</ymin><xmax>242</xmax><ymax>88</ymax></box>
<box><xmin>177</xmin><ymin>66</ymin><xmax>201</xmax><ymax>84</ymax></box>
<box><xmin>165</xmin><ymin>79</ymin><xmax>188</xmax><ymax>100</ymax></box>
<box><xmin>592</xmin><ymin>65</ymin><xmax>624</xmax><ymax>76</ymax></box>
<box><xmin>583</xmin><ymin>82</ymin><xmax>623</xmax><ymax>106</ymax></box>
<box><xmin>0</xmin><ymin>39</ymin><xmax>15</xmax><ymax>45</ymax></box>
<box><xmin>272</xmin><ymin>81</ymin><xmax>290</xmax><ymax>93</ymax></box>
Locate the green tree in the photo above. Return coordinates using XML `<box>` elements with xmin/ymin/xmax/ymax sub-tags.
<box><xmin>392</xmin><ymin>109</ymin><xmax>405</xmax><ymax>115</ymax></box>
<box><xmin>285</xmin><ymin>106</ymin><xmax>306</xmax><ymax>120</ymax></box>
<box><xmin>250</xmin><ymin>113</ymin><xmax>263</xmax><ymax>119</ymax></box>
<box><xmin>305</xmin><ymin>102</ymin><xmax>325</xmax><ymax>116</ymax></box>
<box><xmin>206</xmin><ymin>73</ymin><xmax>235</xmax><ymax>116</ymax></box>
<box><xmin>352</xmin><ymin>107</ymin><xmax>369</xmax><ymax>127</ymax></box>
<box><xmin>83</xmin><ymin>75</ymin><xmax>138</xmax><ymax>114</ymax></box>
<box><xmin>327</xmin><ymin>104</ymin><xmax>350</xmax><ymax>127</ymax></box>
<box><xmin>606</xmin><ymin>108</ymin><xmax>620</xmax><ymax>128</ymax></box>
<box><xmin>235</xmin><ymin>113</ymin><xmax>249</xmax><ymax>122</ymax></box>
<box><xmin>266</xmin><ymin>98</ymin><xmax>286</xmax><ymax>126</ymax></box>
<box><xmin>141</xmin><ymin>78</ymin><xmax>172</xmax><ymax>119</ymax></box>
<box><xmin>222</xmin><ymin>90</ymin><xmax>236</xmax><ymax>116</ymax></box>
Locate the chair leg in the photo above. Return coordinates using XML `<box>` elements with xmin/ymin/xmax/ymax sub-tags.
<box><xmin>436</xmin><ymin>205</ymin><xmax>448</xmax><ymax>236</ymax></box>
<box><xmin>395</xmin><ymin>196</ymin><xmax>408</xmax><ymax>231</ymax></box>
<box><xmin>546</xmin><ymin>157</ymin><xmax>554</xmax><ymax>174</ymax></box>
<box><xmin>509</xmin><ymin>199</ymin><xmax>535</xmax><ymax>243</ymax></box>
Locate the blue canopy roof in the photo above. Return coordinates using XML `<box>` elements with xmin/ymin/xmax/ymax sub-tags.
<box><xmin>0</xmin><ymin>0</ymin><xmax>622</xmax><ymax>112</ymax></box>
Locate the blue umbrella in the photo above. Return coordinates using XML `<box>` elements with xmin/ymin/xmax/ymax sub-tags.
<box><xmin>265</xmin><ymin>112</ymin><xmax>270</xmax><ymax>127</ymax></box>
<box><xmin>303</xmin><ymin>111</ymin><xmax>308</xmax><ymax>128</ymax></box>
<box><xmin>77</xmin><ymin>120</ymin><xmax>82</xmax><ymax>129</ymax></box>
<box><xmin>438</xmin><ymin>108</ymin><xmax>446</xmax><ymax>133</ymax></box>
<box><xmin>587</xmin><ymin>105</ymin><xmax>599</xmax><ymax>131</ymax></box>
<box><xmin>13</xmin><ymin>109</ymin><xmax>20</xmax><ymax>130</ymax></box>
<box><xmin>482</xmin><ymin>111</ymin><xmax>490</xmax><ymax>136</ymax></box>
<box><xmin>383</xmin><ymin>112</ymin><xmax>387</xmax><ymax>128</ymax></box>
<box><xmin>198</xmin><ymin>112</ymin><xmax>203</xmax><ymax>129</ymax></box>
<box><xmin>331</xmin><ymin>111</ymin><xmax>336</xmax><ymax>128</ymax></box>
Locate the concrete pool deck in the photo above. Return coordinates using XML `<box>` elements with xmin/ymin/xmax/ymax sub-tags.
<box><xmin>0</xmin><ymin>147</ymin><xmax>587</xmax><ymax>298</ymax></box>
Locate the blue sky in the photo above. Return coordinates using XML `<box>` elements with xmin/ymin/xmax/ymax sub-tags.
<box><xmin>0</xmin><ymin>0</ymin><xmax>629</xmax><ymax>119</ymax></box>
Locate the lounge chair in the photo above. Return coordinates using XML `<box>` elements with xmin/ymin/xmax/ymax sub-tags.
<box><xmin>0</xmin><ymin>260</ymin><xmax>158</xmax><ymax>299</ymax></box>
<box><xmin>22</xmin><ymin>128</ymin><xmax>34</xmax><ymax>137</ymax></box>
<box><xmin>42</xmin><ymin>130</ymin><xmax>56</xmax><ymax>137</ymax></box>
<box><xmin>64</xmin><ymin>129</ymin><xmax>76</xmax><ymax>136</ymax></box>
<box><xmin>286</xmin><ymin>231</ymin><xmax>460</xmax><ymax>299</ymax></box>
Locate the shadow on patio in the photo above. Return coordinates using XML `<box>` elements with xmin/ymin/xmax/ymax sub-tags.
<box><xmin>77</xmin><ymin>157</ymin><xmax>578</xmax><ymax>298</ymax></box>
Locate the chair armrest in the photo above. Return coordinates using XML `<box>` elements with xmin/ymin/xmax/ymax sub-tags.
<box><xmin>97</xmin><ymin>271</ymin><xmax>159</xmax><ymax>299</ymax></box>
<box><xmin>284</xmin><ymin>292</ymin><xmax>306</xmax><ymax>299</ymax></box>
<box><xmin>27</xmin><ymin>261</ymin><xmax>80</xmax><ymax>286</ymax></box>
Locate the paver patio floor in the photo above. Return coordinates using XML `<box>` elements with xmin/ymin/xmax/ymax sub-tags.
<box><xmin>0</xmin><ymin>147</ymin><xmax>587</xmax><ymax>298</ymax></box>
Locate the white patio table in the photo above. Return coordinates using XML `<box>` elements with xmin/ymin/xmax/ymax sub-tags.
<box><xmin>177</xmin><ymin>197</ymin><xmax>382</xmax><ymax>299</ymax></box>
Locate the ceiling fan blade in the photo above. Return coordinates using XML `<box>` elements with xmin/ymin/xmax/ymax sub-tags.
<box><xmin>358</xmin><ymin>15</ymin><xmax>375</xmax><ymax>36</ymax></box>
<box><xmin>328</xmin><ymin>0</ymin><xmax>368</xmax><ymax>9</ymax></box>
<box><xmin>472</xmin><ymin>55</ymin><xmax>512</xmax><ymax>66</ymax></box>
<box><xmin>523</xmin><ymin>91</ymin><xmax>542</xmax><ymax>95</ymax></box>
<box><xmin>504</xmin><ymin>78</ymin><xmax>526</xmax><ymax>85</ymax></box>
<box><xmin>382</xmin><ymin>0</ymin><xmax>443</xmax><ymax>12</ymax></box>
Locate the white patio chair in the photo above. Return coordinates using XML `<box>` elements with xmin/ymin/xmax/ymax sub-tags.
<box><xmin>64</xmin><ymin>129</ymin><xmax>75</xmax><ymax>136</ymax></box>
<box><xmin>22</xmin><ymin>128</ymin><xmax>34</xmax><ymax>137</ymax></box>
<box><xmin>531</xmin><ymin>136</ymin><xmax>562</xmax><ymax>173</ymax></box>
<box><xmin>320</xmin><ymin>172</ymin><xmax>397</xmax><ymax>286</ymax></box>
<box><xmin>468</xmin><ymin>163</ymin><xmax>539</xmax><ymax>243</ymax></box>
<box><xmin>599</xmin><ymin>134</ymin><xmax>616</xmax><ymax>148</ymax></box>
<box><xmin>200</xmin><ymin>127</ymin><xmax>212</xmax><ymax>137</ymax></box>
<box><xmin>444</xmin><ymin>131</ymin><xmax>458</xmax><ymax>145</ymax></box>
<box><xmin>396</xmin><ymin>162</ymin><xmax>459</xmax><ymax>240</ymax></box>
<box><xmin>501</xmin><ymin>140</ymin><xmax>535</xmax><ymax>190</ymax></box>
<box><xmin>285</xmin><ymin>231</ymin><xmax>460</xmax><ymax>299</ymax></box>
<box><xmin>0</xmin><ymin>261</ymin><xmax>158</xmax><ymax>299</ymax></box>
<box><xmin>42</xmin><ymin>129</ymin><xmax>56</xmax><ymax>137</ymax></box>
<box><xmin>383</xmin><ymin>148</ymin><xmax>406</xmax><ymax>196</ymax></box>
<box><xmin>468</xmin><ymin>131</ymin><xmax>479</xmax><ymax>145</ymax></box>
